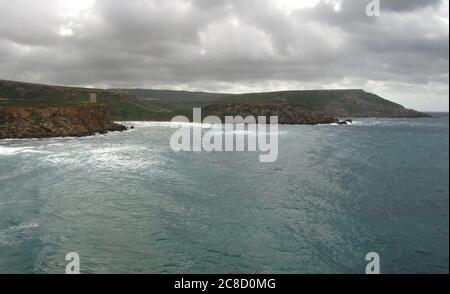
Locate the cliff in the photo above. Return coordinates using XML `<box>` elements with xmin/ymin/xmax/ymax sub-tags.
<box><xmin>0</xmin><ymin>79</ymin><xmax>160</xmax><ymax>121</ymax></box>
<box><xmin>220</xmin><ymin>89</ymin><xmax>430</xmax><ymax>119</ymax></box>
<box><xmin>203</xmin><ymin>102</ymin><xmax>338</xmax><ymax>125</ymax></box>
<box><xmin>0</xmin><ymin>104</ymin><xmax>127</xmax><ymax>139</ymax></box>
<box><xmin>1</xmin><ymin>80</ymin><xmax>431</xmax><ymax>122</ymax></box>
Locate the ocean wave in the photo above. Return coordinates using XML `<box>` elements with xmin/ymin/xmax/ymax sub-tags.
<box><xmin>216</xmin><ymin>130</ymin><xmax>288</xmax><ymax>136</ymax></box>
<box><xmin>117</xmin><ymin>121</ymin><xmax>212</xmax><ymax>128</ymax></box>
<box><xmin>0</xmin><ymin>146</ymin><xmax>45</xmax><ymax>156</ymax></box>
<box><xmin>0</xmin><ymin>222</ymin><xmax>39</xmax><ymax>245</ymax></box>
<box><xmin>42</xmin><ymin>144</ymin><xmax>159</xmax><ymax>171</ymax></box>
<box><xmin>118</xmin><ymin>121</ymin><xmax>291</xmax><ymax>133</ymax></box>
<box><xmin>349</xmin><ymin>120</ymin><xmax>426</xmax><ymax>127</ymax></box>
<box><xmin>10</xmin><ymin>222</ymin><xmax>39</xmax><ymax>230</ymax></box>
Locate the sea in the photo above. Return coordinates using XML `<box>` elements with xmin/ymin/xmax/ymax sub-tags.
<box><xmin>0</xmin><ymin>114</ymin><xmax>448</xmax><ymax>274</ymax></box>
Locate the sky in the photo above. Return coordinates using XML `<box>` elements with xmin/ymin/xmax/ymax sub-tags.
<box><xmin>0</xmin><ymin>0</ymin><xmax>448</xmax><ymax>111</ymax></box>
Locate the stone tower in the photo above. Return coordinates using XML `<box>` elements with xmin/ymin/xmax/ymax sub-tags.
<box><xmin>89</xmin><ymin>93</ymin><xmax>97</xmax><ymax>104</ymax></box>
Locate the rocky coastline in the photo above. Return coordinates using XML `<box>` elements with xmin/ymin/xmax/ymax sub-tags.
<box><xmin>0</xmin><ymin>104</ymin><xmax>127</xmax><ymax>139</ymax></box>
<box><xmin>203</xmin><ymin>102</ymin><xmax>343</xmax><ymax>125</ymax></box>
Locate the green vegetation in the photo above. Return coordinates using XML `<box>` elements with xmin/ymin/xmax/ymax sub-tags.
<box><xmin>0</xmin><ymin>80</ymin><xmax>165</xmax><ymax>120</ymax></box>
<box><xmin>116</xmin><ymin>89</ymin><xmax>231</xmax><ymax>108</ymax></box>
<box><xmin>220</xmin><ymin>89</ymin><xmax>426</xmax><ymax>118</ymax></box>
<box><xmin>0</xmin><ymin>79</ymin><xmax>429</xmax><ymax>121</ymax></box>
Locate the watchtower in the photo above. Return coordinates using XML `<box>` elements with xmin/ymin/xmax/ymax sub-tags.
<box><xmin>89</xmin><ymin>93</ymin><xmax>97</xmax><ymax>104</ymax></box>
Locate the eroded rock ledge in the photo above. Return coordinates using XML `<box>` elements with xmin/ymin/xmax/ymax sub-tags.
<box><xmin>203</xmin><ymin>102</ymin><xmax>340</xmax><ymax>125</ymax></box>
<box><xmin>0</xmin><ymin>104</ymin><xmax>127</xmax><ymax>139</ymax></box>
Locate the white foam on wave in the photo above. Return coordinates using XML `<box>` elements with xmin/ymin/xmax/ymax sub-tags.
<box><xmin>86</xmin><ymin>145</ymin><xmax>159</xmax><ymax>170</ymax></box>
<box><xmin>317</xmin><ymin>122</ymin><xmax>354</xmax><ymax>126</ymax></box>
<box><xmin>118</xmin><ymin>121</ymin><xmax>212</xmax><ymax>128</ymax></box>
<box><xmin>120</xmin><ymin>121</ymin><xmax>275</xmax><ymax>129</ymax></box>
<box><xmin>220</xmin><ymin>130</ymin><xmax>288</xmax><ymax>136</ymax></box>
<box><xmin>0</xmin><ymin>222</ymin><xmax>39</xmax><ymax>245</ymax></box>
<box><xmin>12</xmin><ymin>222</ymin><xmax>39</xmax><ymax>230</ymax></box>
<box><xmin>119</xmin><ymin>121</ymin><xmax>289</xmax><ymax>134</ymax></box>
<box><xmin>42</xmin><ymin>144</ymin><xmax>159</xmax><ymax>172</ymax></box>
<box><xmin>0</xmin><ymin>146</ymin><xmax>46</xmax><ymax>156</ymax></box>
<box><xmin>348</xmin><ymin>119</ymin><xmax>416</xmax><ymax>127</ymax></box>
<box><xmin>43</xmin><ymin>152</ymin><xmax>75</xmax><ymax>165</ymax></box>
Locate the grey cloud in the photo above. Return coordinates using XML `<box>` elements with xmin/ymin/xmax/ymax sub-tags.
<box><xmin>381</xmin><ymin>0</ymin><xmax>443</xmax><ymax>11</ymax></box>
<box><xmin>0</xmin><ymin>0</ymin><xmax>448</xmax><ymax>111</ymax></box>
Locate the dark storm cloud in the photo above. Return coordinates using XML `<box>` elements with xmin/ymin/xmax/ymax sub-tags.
<box><xmin>382</xmin><ymin>0</ymin><xmax>442</xmax><ymax>11</ymax></box>
<box><xmin>0</xmin><ymin>0</ymin><xmax>448</xmax><ymax>110</ymax></box>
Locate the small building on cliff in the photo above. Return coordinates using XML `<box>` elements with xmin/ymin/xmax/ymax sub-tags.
<box><xmin>90</xmin><ymin>93</ymin><xmax>97</xmax><ymax>104</ymax></box>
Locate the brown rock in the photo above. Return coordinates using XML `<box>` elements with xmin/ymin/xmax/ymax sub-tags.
<box><xmin>0</xmin><ymin>104</ymin><xmax>127</xmax><ymax>139</ymax></box>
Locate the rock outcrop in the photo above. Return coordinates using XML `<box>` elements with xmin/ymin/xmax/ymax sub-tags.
<box><xmin>0</xmin><ymin>104</ymin><xmax>127</xmax><ymax>139</ymax></box>
<box><xmin>338</xmin><ymin>119</ymin><xmax>353</xmax><ymax>125</ymax></box>
<box><xmin>203</xmin><ymin>102</ymin><xmax>338</xmax><ymax>125</ymax></box>
<box><xmin>219</xmin><ymin>89</ymin><xmax>431</xmax><ymax>119</ymax></box>
<box><xmin>1</xmin><ymin>80</ymin><xmax>431</xmax><ymax>122</ymax></box>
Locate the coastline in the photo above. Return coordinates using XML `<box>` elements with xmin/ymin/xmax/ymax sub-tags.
<box><xmin>0</xmin><ymin>104</ymin><xmax>127</xmax><ymax>140</ymax></box>
<box><xmin>1</xmin><ymin>109</ymin><xmax>442</xmax><ymax>141</ymax></box>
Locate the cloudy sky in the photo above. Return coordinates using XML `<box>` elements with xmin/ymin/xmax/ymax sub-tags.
<box><xmin>0</xmin><ymin>0</ymin><xmax>448</xmax><ymax>111</ymax></box>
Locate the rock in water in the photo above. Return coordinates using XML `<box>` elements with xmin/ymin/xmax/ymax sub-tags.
<box><xmin>337</xmin><ymin>119</ymin><xmax>353</xmax><ymax>125</ymax></box>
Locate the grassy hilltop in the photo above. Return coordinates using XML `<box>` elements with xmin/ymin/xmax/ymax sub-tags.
<box><xmin>0</xmin><ymin>79</ymin><xmax>429</xmax><ymax>122</ymax></box>
<box><xmin>217</xmin><ymin>89</ymin><xmax>428</xmax><ymax>118</ymax></box>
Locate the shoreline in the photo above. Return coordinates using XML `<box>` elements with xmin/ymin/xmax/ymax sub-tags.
<box><xmin>1</xmin><ymin>115</ymin><xmax>444</xmax><ymax>141</ymax></box>
<box><xmin>0</xmin><ymin>104</ymin><xmax>128</xmax><ymax>140</ymax></box>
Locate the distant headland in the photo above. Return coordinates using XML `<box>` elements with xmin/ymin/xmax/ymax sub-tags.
<box><xmin>0</xmin><ymin>79</ymin><xmax>431</xmax><ymax>139</ymax></box>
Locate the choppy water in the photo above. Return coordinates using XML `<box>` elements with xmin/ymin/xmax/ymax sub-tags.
<box><xmin>0</xmin><ymin>115</ymin><xmax>448</xmax><ymax>274</ymax></box>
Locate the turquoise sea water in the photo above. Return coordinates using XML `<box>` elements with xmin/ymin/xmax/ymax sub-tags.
<box><xmin>0</xmin><ymin>115</ymin><xmax>448</xmax><ymax>274</ymax></box>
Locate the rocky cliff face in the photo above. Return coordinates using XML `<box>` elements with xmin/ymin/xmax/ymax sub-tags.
<box><xmin>0</xmin><ymin>104</ymin><xmax>127</xmax><ymax>139</ymax></box>
<box><xmin>220</xmin><ymin>89</ymin><xmax>430</xmax><ymax>119</ymax></box>
<box><xmin>1</xmin><ymin>80</ymin><xmax>431</xmax><ymax>121</ymax></box>
<box><xmin>203</xmin><ymin>102</ymin><xmax>339</xmax><ymax>125</ymax></box>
